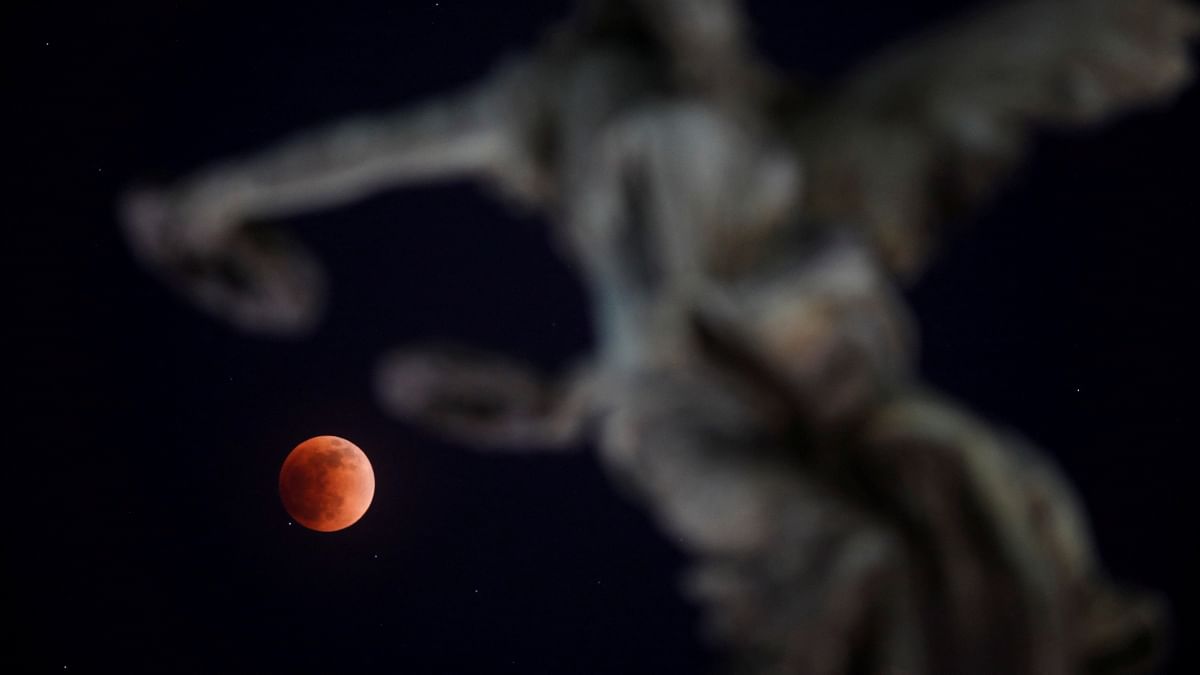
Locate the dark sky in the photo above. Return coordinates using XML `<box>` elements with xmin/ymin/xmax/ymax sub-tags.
<box><xmin>13</xmin><ymin>1</ymin><xmax>1200</xmax><ymax>673</ymax></box>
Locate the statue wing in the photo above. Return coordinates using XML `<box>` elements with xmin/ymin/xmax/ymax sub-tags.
<box><xmin>796</xmin><ymin>0</ymin><xmax>1198</xmax><ymax>279</ymax></box>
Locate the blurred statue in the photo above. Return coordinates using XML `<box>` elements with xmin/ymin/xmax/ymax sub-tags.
<box><xmin>121</xmin><ymin>1</ymin><xmax>1197</xmax><ymax>672</ymax></box>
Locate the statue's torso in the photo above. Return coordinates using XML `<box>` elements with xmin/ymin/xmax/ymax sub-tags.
<box><xmin>534</xmin><ymin>47</ymin><xmax>913</xmax><ymax>422</ymax></box>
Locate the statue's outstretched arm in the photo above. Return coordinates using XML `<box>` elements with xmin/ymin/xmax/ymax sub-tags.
<box><xmin>373</xmin><ymin>345</ymin><xmax>599</xmax><ymax>451</ymax></box>
<box><xmin>119</xmin><ymin>59</ymin><xmax>545</xmax><ymax>334</ymax></box>
<box><xmin>796</xmin><ymin>0</ymin><xmax>1198</xmax><ymax>278</ymax></box>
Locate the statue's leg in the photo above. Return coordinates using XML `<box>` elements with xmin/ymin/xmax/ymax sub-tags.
<box><xmin>856</xmin><ymin>391</ymin><xmax>1165</xmax><ymax>674</ymax></box>
<box><xmin>600</xmin><ymin>369</ymin><xmax>927</xmax><ymax>674</ymax></box>
<box><xmin>1001</xmin><ymin>434</ymin><xmax>1167</xmax><ymax>674</ymax></box>
<box><xmin>853</xmin><ymin>392</ymin><xmax>1070</xmax><ymax>673</ymax></box>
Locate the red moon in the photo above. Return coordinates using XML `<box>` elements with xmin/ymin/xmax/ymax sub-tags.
<box><xmin>279</xmin><ymin>436</ymin><xmax>375</xmax><ymax>532</ymax></box>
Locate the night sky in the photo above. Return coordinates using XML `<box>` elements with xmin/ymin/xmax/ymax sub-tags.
<box><xmin>14</xmin><ymin>1</ymin><xmax>1200</xmax><ymax>672</ymax></box>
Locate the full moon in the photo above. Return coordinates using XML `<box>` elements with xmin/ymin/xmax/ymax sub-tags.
<box><xmin>279</xmin><ymin>435</ymin><xmax>375</xmax><ymax>532</ymax></box>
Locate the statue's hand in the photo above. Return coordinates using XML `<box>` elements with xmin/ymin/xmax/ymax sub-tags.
<box><xmin>374</xmin><ymin>345</ymin><xmax>594</xmax><ymax>450</ymax></box>
<box><xmin>374</xmin><ymin>346</ymin><xmax>545</xmax><ymax>436</ymax></box>
<box><xmin>119</xmin><ymin>187</ymin><xmax>326</xmax><ymax>335</ymax></box>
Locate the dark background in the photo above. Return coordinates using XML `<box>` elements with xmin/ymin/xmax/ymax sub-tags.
<box><xmin>12</xmin><ymin>1</ymin><xmax>1199</xmax><ymax>672</ymax></box>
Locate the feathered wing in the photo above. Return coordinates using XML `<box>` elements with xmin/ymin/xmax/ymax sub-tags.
<box><xmin>795</xmin><ymin>0</ymin><xmax>1198</xmax><ymax>279</ymax></box>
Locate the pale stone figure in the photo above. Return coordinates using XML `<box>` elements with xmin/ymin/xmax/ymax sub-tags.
<box><xmin>121</xmin><ymin>1</ymin><xmax>1197</xmax><ymax>672</ymax></box>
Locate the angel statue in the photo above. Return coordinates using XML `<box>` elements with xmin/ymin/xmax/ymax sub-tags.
<box><xmin>120</xmin><ymin>1</ymin><xmax>1197</xmax><ymax>672</ymax></box>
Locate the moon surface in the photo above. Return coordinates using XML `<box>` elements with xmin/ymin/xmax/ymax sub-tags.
<box><xmin>279</xmin><ymin>436</ymin><xmax>375</xmax><ymax>532</ymax></box>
